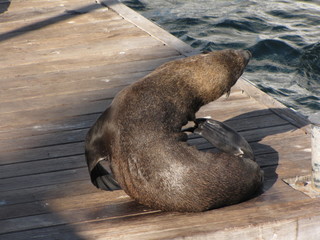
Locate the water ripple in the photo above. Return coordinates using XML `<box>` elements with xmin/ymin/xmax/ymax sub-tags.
<box><xmin>122</xmin><ymin>0</ymin><xmax>320</xmax><ymax>116</ymax></box>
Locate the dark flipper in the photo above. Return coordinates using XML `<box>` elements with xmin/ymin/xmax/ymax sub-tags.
<box><xmin>85</xmin><ymin>108</ymin><xmax>121</xmax><ymax>191</ymax></box>
<box><xmin>89</xmin><ymin>158</ymin><xmax>121</xmax><ymax>191</ymax></box>
<box><xmin>191</xmin><ymin>118</ymin><xmax>255</xmax><ymax>160</ymax></box>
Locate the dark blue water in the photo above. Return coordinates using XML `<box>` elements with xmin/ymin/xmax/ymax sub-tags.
<box><xmin>122</xmin><ymin>0</ymin><xmax>320</xmax><ymax>117</ymax></box>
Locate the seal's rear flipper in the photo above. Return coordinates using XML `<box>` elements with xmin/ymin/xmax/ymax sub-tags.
<box><xmin>85</xmin><ymin>107</ymin><xmax>121</xmax><ymax>191</ymax></box>
<box><xmin>90</xmin><ymin>160</ymin><xmax>121</xmax><ymax>191</ymax></box>
<box><xmin>192</xmin><ymin>118</ymin><xmax>255</xmax><ymax>160</ymax></box>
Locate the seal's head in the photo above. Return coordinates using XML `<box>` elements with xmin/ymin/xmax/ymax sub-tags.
<box><xmin>194</xmin><ymin>49</ymin><xmax>251</xmax><ymax>103</ymax></box>
<box><xmin>151</xmin><ymin>49</ymin><xmax>252</xmax><ymax>105</ymax></box>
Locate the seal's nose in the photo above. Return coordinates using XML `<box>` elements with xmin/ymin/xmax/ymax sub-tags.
<box><xmin>239</xmin><ymin>50</ymin><xmax>251</xmax><ymax>65</ymax></box>
<box><xmin>242</xmin><ymin>50</ymin><xmax>252</xmax><ymax>61</ymax></box>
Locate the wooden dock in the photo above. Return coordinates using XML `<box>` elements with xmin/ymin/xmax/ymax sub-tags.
<box><xmin>0</xmin><ymin>0</ymin><xmax>318</xmax><ymax>239</ymax></box>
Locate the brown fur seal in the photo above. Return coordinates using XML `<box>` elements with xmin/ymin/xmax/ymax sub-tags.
<box><xmin>85</xmin><ymin>49</ymin><xmax>263</xmax><ymax>212</ymax></box>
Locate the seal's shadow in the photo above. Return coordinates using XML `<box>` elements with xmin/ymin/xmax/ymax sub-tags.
<box><xmin>0</xmin><ymin>1</ymin><xmax>10</xmax><ymax>14</ymax></box>
<box><xmin>188</xmin><ymin>108</ymin><xmax>304</xmax><ymax>193</ymax></box>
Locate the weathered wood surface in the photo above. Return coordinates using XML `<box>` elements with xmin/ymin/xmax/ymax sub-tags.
<box><xmin>0</xmin><ymin>0</ymin><xmax>316</xmax><ymax>239</ymax></box>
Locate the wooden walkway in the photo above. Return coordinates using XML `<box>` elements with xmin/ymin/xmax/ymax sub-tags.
<box><xmin>0</xmin><ymin>0</ymin><xmax>318</xmax><ymax>239</ymax></box>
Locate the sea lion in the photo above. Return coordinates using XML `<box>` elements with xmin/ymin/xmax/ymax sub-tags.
<box><xmin>85</xmin><ymin>49</ymin><xmax>263</xmax><ymax>212</ymax></box>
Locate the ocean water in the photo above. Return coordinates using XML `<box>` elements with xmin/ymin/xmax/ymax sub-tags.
<box><xmin>121</xmin><ymin>0</ymin><xmax>320</xmax><ymax>117</ymax></box>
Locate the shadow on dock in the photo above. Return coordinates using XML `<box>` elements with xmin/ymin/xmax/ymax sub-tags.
<box><xmin>0</xmin><ymin>1</ymin><xmax>120</xmax><ymax>42</ymax></box>
<box><xmin>191</xmin><ymin>108</ymin><xmax>309</xmax><ymax>193</ymax></box>
<box><xmin>0</xmin><ymin>0</ymin><xmax>10</xmax><ymax>14</ymax></box>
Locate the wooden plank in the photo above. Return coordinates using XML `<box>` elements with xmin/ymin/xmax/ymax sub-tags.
<box><xmin>0</xmin><ymin>49</ymin><xmax>181</xmax><ymax>104</ymax></box>
<box><xmin>0</xmin><ymin>191</ymin><xmax>131</xmax><ymax>221</ymax></box>
<box><xmin>102</xmin><ymin>0</ymin><xmax>200</xmax><ymax>57</ymax></box>
<box><xmin>0</xmin><ymin>55</ymin><xmax>180</xmax><ymax>99</ymax></box>
<box><xmin>0</xmin><ymin>26</ymin><xmax>149</xmax><ymax>66</ymax></box>
<box><xmin>0</xmin><ymin>141</ymin><xmax>84</xmax><ymax>165</ymax></box>
<box><xmin>0</xmin><ymin>180</ymin><xmax>96</xmax><ymax>206</ymax></box>
<box><xmin>0</xmin><ymin>154</ymin><xmax>86</xmax><ymax>179</ymax></box>
<box><xmin>0</xmin><ymin>177</ymin><xmax>306</xmax><ymax>227</ymax></box>
<box><xmin>3</xmin><ymin>54</ymin><xmax>180</xmax><ymax>101</ymax></box>
<box><xmin>0</xmin><ymin>177</ymin><xmax>304</xmax><ymax>237</ymax></box>
<box><xmin>243</xmin><ymin>180</ymin><xmax>308</xmax><ymax>207</ymax></box>
<box><xmin>1</xmin><ymin>176</ymin><xmax>290</xmax><ymax>221</ymax></box>
<box><xmin>0</xmin><ymin>199</ymin><xmax>152</xmax><ymax>235</ymax></box>
<box><xmin>0</xmin><ymin>5</ymin><xmax>68</xmax><ymax>25</ymax></box>
<box><xmin>0</xmin><ymin>113</ymin><xmax>98</xmax><ymax>140</ymax></box>
<box><xmin>0</xmin><ymin>127</ymin><xmax>88</xmax><ymax>152</ymax></box>
<box><xmin>0</xmin><ymin>167</ymin><xmax>89</xmax><ymax>192</ymax></box>
<box><xmin>1</xmin><ymin>0</ymin><xmax>94</xmax><ymax>14</ymax></box>
<box><xmin>64</xmin><ymin>199</ymin><xmax>320</xmax><ymax>239</ymax></box>
<box><xmin>224</xmin><ymin>113</ymin><xmax>288</xmax><ymax>131</ymax></box>
<box><xmin>2</xmin><ymin>197</ymin><xmax>319</xmax><ymax>240</ymax></box>
<box><xmin>197</xmin><ymin>93</ymin><xmax>272</xmax><ymax>121</ymax></box>
<box><xmin>0</xmin><ymin>1</ymin><xmax>108</xmax><ymax>33</ymax></box>
<box><xmin>0</xmin><ymin>71</ymin><xmax>142</xmax><ymax>105</ymax></box>
<box><xmin>0</xmin><ymin>37</ymin><xmax>175</xmax><ymax>79</ymax></box>
<box><xmin>0</xmin><ymin>99</ymin><xmax>112</xmax><ymax>129</ymax></box>
<box><xmin>0</xmin><ymin>25</ymin><xmax>152</xmax><ymax>61</ymax></box>
<box><xmin>0</xmin><ymin>19</ymin><xmax>132</xmax><ymax>47</ymax></box>
<box><xmin>0</xmin><ymin>2</ymin><xmax>115</xmax><ymax>25</ymax></box>
<box><xmin>235</xmin><ymin>78</ymin><xmax>311</xmax><ymax>133</ymax></box>
<box><xmin>0</xmin><ymin>15</ymin><xmax>131</xmax><ymax>45</ymax></box>
<box><xmin>199</xmin><ymin>105</ymin><xmax>272</xmax><ymax>122</ymax></box>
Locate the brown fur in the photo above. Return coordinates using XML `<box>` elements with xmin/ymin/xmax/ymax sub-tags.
<box><xmin>85</xmin><ymin>49</ymin><xmax>263</xmax><ymax>212</ymax></box>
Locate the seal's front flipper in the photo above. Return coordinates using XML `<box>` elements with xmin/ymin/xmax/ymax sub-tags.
<box><xmin>90</xmin><ymin>158</ymin><xmax>121</xmax><ymax>191</ymax></box>
<box><xmin>193</xmin><ymin>118</ymin><xmax>255</xmax><ymax>160</ymax></box>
